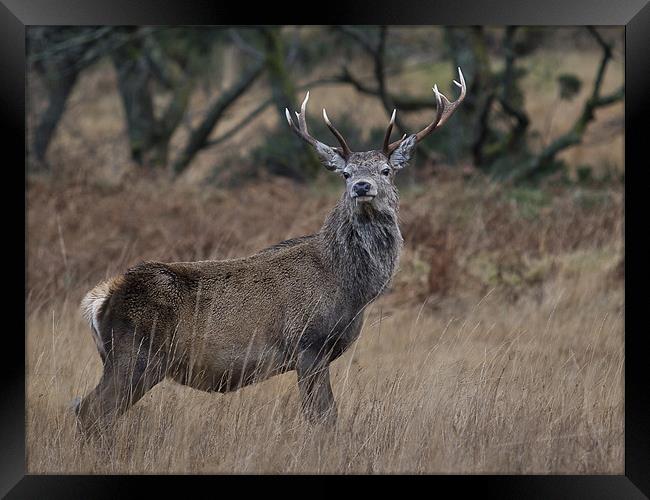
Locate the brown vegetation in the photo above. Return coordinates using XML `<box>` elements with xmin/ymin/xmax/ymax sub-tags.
<box><xmin>27</xmin><ymin>170</ymin><xmax>623</xmax><ymax>473</ymax></box>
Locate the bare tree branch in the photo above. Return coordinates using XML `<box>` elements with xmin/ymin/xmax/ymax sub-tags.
<box><xmin>29</xmin><ymin>27</ymin><xmax>160</xmax><ymax>74</ymax></box>
<box><xmin>337</xmin><ymin>65</ymin><xmax>438</xmax><ymax>111</ymax></box>
<box><xmin>228</xmin><ymin>29</ymin><xmax>264</xmax><ymax>60</ymax></box>
<box><xmin>473</xmin><ymin>26</ymin><xmax>529</xmax><ymax>167</ymax></box>
<box><xmin>334</xmin><ymin>26</ymin><xmax>377</xmax><ymax>56</ymax></box>
<box><xmin>28</xmin><ymin>27</ymin><xmax>122</xmax><ymax>164</ymax></box>
<box><xmin>336</xmin><ymin>25</ymin><xmax>449</xmax><ymax>161</ymax></box>
<box><xmin>28</xmin><ymin>27</ymin><xmax>115</xmax><ymax>63</ymax></box>
<box><xmin>510</xmin><ymin>26</ymin><xmax>623</xmax><ymax>183</ymax></box>
<box><xmin>172</xmin><ymin>61</ymin><xmax>265</xmax><ymax>175</ymax></box>
<box><xmin>204</xmin><ymin>98</ymin><xmax>274</xmax><ymax>148</ymax></box>
<box><xmin>203</xmin><ymin>77</ymin><xmax>351</xmax><ymax>150</ymax></box>
<box><xmin>285</xmin><ymin>26</ymin><xmax>301</xmax><ymax>66</ymax></box>
<box><xmin>338</xmin><ymin>27</ymin><xmax>410</xmax><ymax>136</ymax></box>
<box><xmin>498</xmin><ymin>27</ymin><xmax>529</xmax><ymax>142</ymax></box>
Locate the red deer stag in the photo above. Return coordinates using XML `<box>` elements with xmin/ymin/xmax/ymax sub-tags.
<box><xmin>74</xmin><ymin>68</ymin><xmax>466</xmax><ymax>434</ymax></box>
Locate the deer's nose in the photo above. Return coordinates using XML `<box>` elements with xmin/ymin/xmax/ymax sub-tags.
<box><xmin>353</xmin><ymin>181</ymin><xmax>372</xmax><ymax>196</ymax></box>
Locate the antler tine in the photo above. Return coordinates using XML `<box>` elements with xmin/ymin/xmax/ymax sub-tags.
<box><xmin>384</xmin><ymin>89</ymin><xmax>442</xmax><ymax>154</ymax></box>
<box><xmin>433</xmin><ymin>66</ymin><xmax>466</xmax><ymax>130</ymax></box>
<box><xmin>297</xmin><ymin>91</ymin><xmax>310</xmax><ymax>134</ymax></box>
<box><xmin>412</xmin><ymin>84</ymin><xmax>445</xmax><ymax>144</ymax></box>
<box><xmin>382</xmin><ymin>109</ymin><xmax>397</xmax><ymax>156</ymax></box>
<box><xmin>285</xmin><ymin>92</ymin><xmax>323</xmax><ymax>149</ymax></box>
<box><xmin>286</xmin><ymin>103</ymin><xmax>317</xmax><ymax>149</ymax></box>
<box><xmin>385</xmin><ymin>133</ymin><xmax>408</xmax><ymax>155</ymax></box>
<box><xmin>384</xmin><ymin>67</ymin><xmax>467</xmax><ymax>154</ymax></box>
<box><xmin>286</xmin><ymin>91</ymin><xmax>352</xmax><ymax>159</ymax></box>
<box><xmin>323</xmin><ymin>108</ymin><xmax>352</xmax><ymax>159</ymax></box>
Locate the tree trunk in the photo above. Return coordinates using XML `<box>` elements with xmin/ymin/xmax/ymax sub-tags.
<box><xmin>261</xmin><ymin>27</ymin><xmax>321</xmax><ymax>180</ymax></box>
<box><xmin>111</xmin><ymin>34</ymin><xmax>160</xmax><ymax>166</ymax></box>
<box><xmin>444</xmin><ymin>27</ymin><xmax>493</xmax><ymax>165</ymax></box>
<box><xmin>32</xmin><ymin>68</ymin><xmax>79</xmax><ymax>164</ymax></box>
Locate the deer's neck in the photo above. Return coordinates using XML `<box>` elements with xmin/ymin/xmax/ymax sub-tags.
<box><xmin>320</xmin><ymin>194</ymin><xmax>403</xmax><ymax>306</ymax></box>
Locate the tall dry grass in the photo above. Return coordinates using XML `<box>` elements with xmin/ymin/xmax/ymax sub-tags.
<box><xmin>26</xmin><ymin>172</ymin><xmax>624</xmax><ymax>474</ymax></box>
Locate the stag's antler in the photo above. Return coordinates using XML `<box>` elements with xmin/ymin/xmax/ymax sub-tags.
<box><xmin>285</xmin><ymin>92</ymin><xmax>352</xmax><ymax>159</ymax></box>
<box><xmin>383</xmin><ymin>67</ymin><xmax>467</xmax><ymax>156</ymax></box>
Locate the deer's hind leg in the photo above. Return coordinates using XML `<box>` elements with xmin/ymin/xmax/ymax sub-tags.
<box><xmin>75</xmin><ymin>343</ymin><xmax>166</xmax><ymax>438</ymax></box>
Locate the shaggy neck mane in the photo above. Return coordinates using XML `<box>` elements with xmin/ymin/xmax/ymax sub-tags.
<box><xmin>320</xmin><ymin>193</ymin><xmax>403</xmax><ymax>306</ymax></box>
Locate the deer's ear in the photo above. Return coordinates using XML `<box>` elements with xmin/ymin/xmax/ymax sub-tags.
<box><xmin>389</xmin><ymin>134</ymin><xmax>417</xmax><ymax>170</ymax></box>
<box><xmin>314</xmin><ymin>143</ymin><xmax>347</xmax><ymax>172</ymax></box>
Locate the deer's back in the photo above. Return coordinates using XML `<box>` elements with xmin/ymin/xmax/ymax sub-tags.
<box><xmin>97</xmin><ymin>235</ymin><xmax>340</xmax><ymax>370</ymax></box>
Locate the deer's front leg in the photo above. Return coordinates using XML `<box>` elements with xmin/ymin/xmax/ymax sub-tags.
<box><xmin>296</xmin><ymin>348</ymin><xmax>337</xmax><ymax>426</ymax></box>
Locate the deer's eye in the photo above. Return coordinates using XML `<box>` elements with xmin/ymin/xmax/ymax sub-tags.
<box><xmin>381</xmin><ymin>168</ymin><xmax>391</xmax><ymax>176</ymax></box>
<box><xmin>342</xmin><ymin>172</ymin><xmax>351</xmax><ymax>179</ymax></box>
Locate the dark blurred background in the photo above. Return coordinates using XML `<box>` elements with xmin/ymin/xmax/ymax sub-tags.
<box><xmin>26</xmin><ymin>26</ymin><xmax>623</xmax><ymax>185</ymax></box>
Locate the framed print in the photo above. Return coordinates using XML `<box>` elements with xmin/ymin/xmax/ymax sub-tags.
<box><xmin>4</xmin><ymin>0</ymin><xmax>650</xmax><ymax>496</ymax></box>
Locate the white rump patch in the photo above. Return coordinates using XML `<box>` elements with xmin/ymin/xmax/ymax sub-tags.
<box><xmin>80</xmin><ymin>277</ymin><xmax>121</xmax><ymax>357</ymax></box>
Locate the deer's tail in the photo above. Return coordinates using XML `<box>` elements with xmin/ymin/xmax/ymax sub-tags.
<box><xmin>80</xmin><ymin>276</ymin><xmax>123</xmax><ymax>360</ymax></box>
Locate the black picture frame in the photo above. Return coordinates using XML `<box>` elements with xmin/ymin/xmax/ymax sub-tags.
<box><xmin>6</xmin><ymin>1</ymin><xmax>649</xmax><ymax>497</ymax></box>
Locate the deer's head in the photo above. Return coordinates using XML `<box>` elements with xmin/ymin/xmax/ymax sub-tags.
<box><xmin>286</xmin><ymin>67</ymin><xmax>466</xmax><ymax>211</ymax></box>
